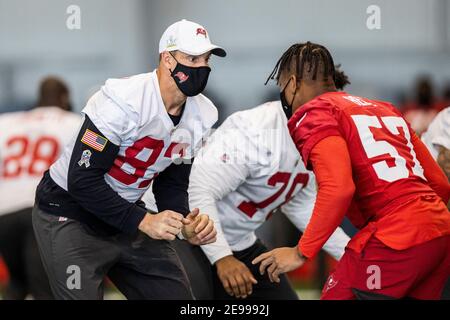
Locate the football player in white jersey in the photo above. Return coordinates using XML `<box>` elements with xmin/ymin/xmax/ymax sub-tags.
<box><xmin>421</xmin><ymin>106</ymin><xmax>450</xmax><ymax>298</ymax></box>
<box><xmin>421</xmin><ymin>107</ymin><xmax>450</xmax><ymax>184</ymax></box>
<box><xmin>0</xmin><ymin>77</ymin><xmax>81</xmax><ymax>299</ymax></box>
<box><xmin>32</xmin><ymin>20</ymin><xmax>224</xmax><ymax>300</ymax></box>
<box><xmin>149</xmin><ymin>68</ymin><xmax>351</xmax><ymax>300</ymax></box>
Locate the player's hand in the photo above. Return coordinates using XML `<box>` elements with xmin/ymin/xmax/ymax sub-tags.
<box><xmin>216</xmin><ymin>255</ymin><xmax>258</xmax><ymax>299</ymax></box>
<box><xmin>138</xmin><ymin>211</ymin><xmax>186</xmax><ymax>241</ymax></box>
<box><xmin>182</xmin><ymin>208</ymin><xmax>217</xmax><ymax>245</ymax></box>
<box><xmin>251</xmin><ymin>247</ymin><xmax>306</xmax><ymax>283</ymax></box>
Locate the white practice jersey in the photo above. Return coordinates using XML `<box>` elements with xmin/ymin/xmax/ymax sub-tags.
<box><xmin>50</xmin><ymin>70</ymin><xmax>217</xmax><ymax>203</ymax></box>
<box><xmin>188</xmin><ymin>101</ymin><xmax>350</xmax><ymax>264</ymax></box>
<box><xmin>0</xmin><ymin>107</ymin><xmax>82</xmax><ymax>216</ymax></box>
<box><xmin>421</xmin><ymin>107</ymin><xmax>450</xmax><ymax>160</ymax></box>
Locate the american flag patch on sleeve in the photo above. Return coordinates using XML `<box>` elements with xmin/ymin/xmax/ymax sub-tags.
<box><xmin>81</xmin><ymin>129</ymin><xmax>108</xmax><ymax>152</ymax></box>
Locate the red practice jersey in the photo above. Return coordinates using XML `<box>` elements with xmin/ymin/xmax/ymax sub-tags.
<box><xmin>289</xmin><ymin>91</ymin><xmax>450</xmax><ymax>253</ymax></box>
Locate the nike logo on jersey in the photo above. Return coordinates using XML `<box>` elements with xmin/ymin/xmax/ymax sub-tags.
<box><xmin>295</xmin><ymin>112</ymin><xmax>308</xmax><ymax>128</ymax></box>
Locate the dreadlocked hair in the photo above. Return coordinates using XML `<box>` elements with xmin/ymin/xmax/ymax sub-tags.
<box><xmin>334</xmin><ymin>64</ymin><xmax>351</xmax><ymax>90</ymax></box>
<box><xmin>265</xmin><ymin>41</ymin><xmax>336</xmax><ymax>86</ymax></box>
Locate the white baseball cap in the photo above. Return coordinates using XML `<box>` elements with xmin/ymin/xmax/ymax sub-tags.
<box><xmin>159</xmin><ymin>19</ymin><xmax>226</xmax><ymax>57</ymax></box>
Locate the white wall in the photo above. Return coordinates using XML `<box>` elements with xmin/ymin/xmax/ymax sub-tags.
<box><xmin>0</xmin><ymin>0</ymin><xmax>449</xmax><ymax>118</ymax></box>
<box><xmin>0</xmin><ymin>0</ymin><xmax>151</xmax><ymax>112</ymax></box>
<box><xmin>146</xmin><ymin>0</ymin><xmax>450</xmax><ymax>117</ymax></box>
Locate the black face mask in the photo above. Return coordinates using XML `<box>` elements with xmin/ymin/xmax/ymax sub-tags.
<box><xmin>280</xmin><ymin>78</ymin><xmax>297</xmax><ymax>120</ymax></box>
<box><xmin>170</xmin><ymin>53</ymin><xmax>211</xmax><ymax>97</ymax></box>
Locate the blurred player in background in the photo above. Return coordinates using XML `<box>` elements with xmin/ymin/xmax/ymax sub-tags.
<box><xmin>254</xmin><ymin>42</ymin><xmax>450</xmax><ymax>300</ymax></box>
<box><xmin>144</xmin><ymin>68</ymin><xmax>351</xmax><ymax>300</ymax></box>
<box><xmin>0</xmin><ymin>77</ymin><xmax>81</xmax><ymax>299</ymax></box>
<box><xmin>402</xmin><ymin>77</ymin><xmax>438</xmax><ymax>136</ymax></box>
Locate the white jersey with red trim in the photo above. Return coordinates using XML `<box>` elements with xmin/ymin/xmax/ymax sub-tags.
<box><xmin>50</xmin><ymin>70</ymin><xmax>218</xmax><ymax>203</ymax></box>
<box><xmin>0</xmin><ymin>107</ymin><xmax>82</xmax><ymax>216</ymax></box>
<box><xmin>185</xmin><ymin>101</ymin><xmax>350</xmax><ymax>264</ymax></box>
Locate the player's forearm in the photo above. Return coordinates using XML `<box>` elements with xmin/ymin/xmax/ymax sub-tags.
<box><xmin>189</xmin><ymin>175</ymin><xmax>234</xmax><ymax>263</ymax></box>
<box><xmin>153</xmin><ymin>162</ymin><xmax>192</xmax><ymax>216</ymax></box>
<box><xmin>299</xmin><ymin>136</ymin><xmax>355</xmax><ymax>259</ymax></box>
<box><xmin>189</xmin><ymin>187</ymin><xmax>230</xmax><ymax>258</ymax></box>
<box><xmin>68</xmin><ymin>174</ymin><xmax>147</xmax><ymax>233</ymax></box>
<box><xmin>412</xmin><ymin>133</ymin><xmax>450</xmax><ymax>203</ymax></box>
<box><xmin>282</xmin><ymin>175</ymin><xmax>350</xmax><ymax>260</ymax></box>
<box><xmin>299</xmin><ymin>186</ymin><xmax>353</xmax><ymax>259</ymax></box>
<box><xmin>437</xmin><ymin>147</ymin><xmax>450</xmax><ymax>208</ymax></box>
<box><xmin>437</xmin><ymin>146</ymin><xmax>450</xmax><ymax>182</ymax></box>
<box><xmin>189</xmin><ymin>186</ymin><xmax>233</xmax><ymax>263</ymax></box>
<box><xmin>287</xmin><ymin>206</ymin><xmax>349</xmax><ymax>260</ymax></box>
<box><xmin>188</xmin><ymin>175</ymin><xmax>224</xmax><ymax>225</ymax></box>
<box><xmin>200</xmin><ymin>223</ymin><xmax>233</xmax><ymax>265</ymax></box>
<box><xmin>321</xmin><ymin>227</ymin><xmax>350</xmax><ymax>260</ymax></box>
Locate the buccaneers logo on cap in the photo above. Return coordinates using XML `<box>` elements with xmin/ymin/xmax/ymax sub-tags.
<box><xmin>174</xmin><ymin>71</ymin><xmax>189</xmax><ymax>83</ymax></box>
<box><xmin>196</xmin><ymin>28</ymin><xmax>207</xmax><ymax>38</ymax></box>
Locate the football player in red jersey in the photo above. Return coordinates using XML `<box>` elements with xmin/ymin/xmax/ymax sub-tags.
<box><xmin>253</xmin><ymin>42</ymin><xmax>450</xmax><ymax>299</ymax></box>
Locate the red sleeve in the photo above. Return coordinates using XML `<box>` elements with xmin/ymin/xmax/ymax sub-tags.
<box><xmin>288</xmin><ymin>100</ymin><xmax>342</xmax><ymax>170</ymax></box>
<box><xmin>298</xmin><ymin>136</ymin><xmax>355</xmax><ymax>259</ymax></box>
<box><xmin>411</xmin><ymin>131</ymin><xmax>450</xmax><ymax>203</ymax></box>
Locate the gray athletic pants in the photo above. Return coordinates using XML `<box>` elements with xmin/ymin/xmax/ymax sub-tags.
<box><xmin>32</xmin><ymin>205</ymin><xmax>193</xmax><ymax>300</ymax></box>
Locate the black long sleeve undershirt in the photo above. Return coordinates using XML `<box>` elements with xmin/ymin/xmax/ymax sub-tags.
<box><xmin>153</xmin><ymin>161</ymin><xmax>193</xmax><ymax>216</ymax></box>
<box><xmin>65</xmin><ymin>116</ymin><xmax>147</xmax><ymax>234</ymax></box>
